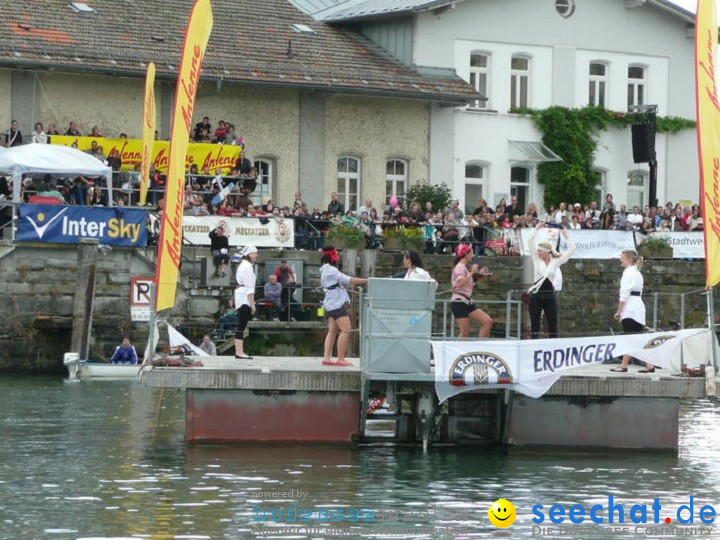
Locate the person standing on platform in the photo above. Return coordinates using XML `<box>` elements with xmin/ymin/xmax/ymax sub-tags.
<box><xmin>402</xmin><ymin>250</ymin><xmax>438</xmax><ymax>288</ymax></box>
<box><xmin>234</xmin><ymin>245</ymin><xmax>257</xmax><ymax>360</ymax></box>
<box><xmin>450</xmin><ymin>244</ymin><xmax>493</xmax><ymax>338</ymax></box>
<box><xmin>610</xmin><ymin>250</ymin><xmax>656</xmax><ymax>373</ymax></box>
<box><xmin>527</xmin><ymin>222</ymin><xmax>575</xmax><ymax>338</ymax></box>
<box><xmin>209</xmin><ymin>222</ymin><xmax>230</xmax><ymax>278</ymax></box>
<box><xmin>320</xmin><ymin>245</ymin><xmax>368</xmax><ymax>367</ymax></box>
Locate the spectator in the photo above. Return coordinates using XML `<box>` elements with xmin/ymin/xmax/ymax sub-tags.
<box><xmin>107</xmin><ymin>149</ymin><xmax>122</xmax><ymax>171</ymax></box>
<box><xmin>236</xmin><ymin>151</ymin><xmax>252</xmax><ymax>175</ymax></box>
<box><xmin>327</xmin><ymin>192</ymin><xmax>344</xmax><ymax>215</ymax></box>
<box><xmin>194</xmin><ymin>116</ymin><xmax>211</xmax><ymax>141</ymax></box>
<box><xmin>642</xmin><ymin>217</ymin><xmax>655</xmax><ymax>234</ymax></box>
<box><xmin>212</xmin><ymin>298</ymin><xmax>238</xmax><ymax>338</ymax></box>
<box><xmin>90</xmin><ymin>125</ymin><xmax>104</xmax><ymax>137</ymax></box>
<box><xmin>688</xmin><ymin>205</ymin><xmax>704</xmax><ymax>231</ymax></box>
<box><xmin>199</xmin><ymin>334</ymin><xmax>217</xmax><ymax>356</ymax></box>
<box><xmin>274</xmin><ymin>259</ymin><xmax>296</xmax><ymax>319</ymax></box>
<box><xmin>65</xmin><ymin>121</ymin><xmax>81</xmax><ymax>136</ymax></box>
<box><xmin>617</xmin><ymin>204</ymin><xmax>628</xmax><ymax>229</ymax></box>
<box><xmin>47</xmin><ymin>124</ymin><xmax>60</xmax><ymax>136</ymax></box>
<box><xmin>356</xmin><ymin>198</ymin><xmax>373</xmax><ymax>217</ymax></box>
<box><xmin>424</xmin><ymin>201</ymin><xmax>434</xmax><ymax>215</ymax></box>
<box><xmin>69</xmin><ymin>177</ymin><xmax>90</xmax><ymax>206</ymax></box>
<box><xmin>88</xmin><ymin>186</ymin><xmax>107</xmax><ymax>206</ymax></box>
<box><xmin>445</xmin><ymin>200</ymin><xmax>464</xmax><ymax>221</ymax></box>
<box><xmin>4</xmin><ymin>120</ymin><xmax>22</xmax><ymax>147</ymax></box>
<box><xmin>209</xmin><ymin>222</ymin><xmax>230</xmax><ymax>277</ymax></box>
<box><xmin>600</xmin><ymin>201</ymin><xmax>615</xmax><ymax>229</ymax></box>
<box><xmin>656</xmin><ymin>218</ymin><xmax>671</xmax><ymax>232</ymax></box>
<box><xmin>38</xmin><ymin>179</ymin><xmax>65</xmax><ymax>204</ymax></box>
<box><xmin>569</xmin><ymin>215</ymin><xmax>582</xmax><ymax>230</ymax></box>
<box><xmin>585</xmin><ymin>201</ymin><xmax>601</xmax><ymax>229</ymax></box>
<box><xmin>670</xmin><ymin>208</ymin><xmax>686</xmax><ymax>231</ymax></box>
<box><xmin>214</xmin><ymin>120</ymin><xmax>227</xmax><ymax>143</ymax></box>
<box><xmin>263</xmin><ymin>275</ymin><xmax>283</xmax><ymax>321</ymax></box>
<box><xmin>544</xmin><ymin>205</ymin><xmax>556</xmax><ymax>223</ymax></box>
<box><xmin>225</xmin><ymin>123</ymin><xmax>238</xmax><ymax>145</ymax></box>
<box><xmin>110</xmin><ymin>337</ymin><xmax>139</xmax><ymax>365</ymax></box>
<box><xmin>293</xmin><ymin>191</ymin><xmax>305</xmax><ymax>210</ymax></box>
<box><xmin>506</xmin><ymin>195</ymin><xmax>523</xmax><ymax>217</ymax></box>
<box><xmin>31</xmin><ymin>122</ymin><xmax>47</xmax><ymax>144</ymax></box>
<box><xmin>626</xmin><ymin>206</ymin><xmax>643</xmax><ymax>230</ymax></box>
<box><xmin>554</xmin><ymin>202</ymin><xmax>570</xmax><ymax>224</ymax></box>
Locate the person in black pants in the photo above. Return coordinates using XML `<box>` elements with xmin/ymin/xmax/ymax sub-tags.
<box><xmin>209</xmin><ymin>222</ymin><xmax>230</xmax><ymax>277</ymax></box>
<box><xmin>527</xmin><ymin>222</ymin><xmax>575</xmax><ymax>338</ymax></box>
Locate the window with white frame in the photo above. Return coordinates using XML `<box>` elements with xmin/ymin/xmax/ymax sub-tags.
<box><xmin>627</xmin><ymin>65</ymin><xmax>646</xmax><ymax>109</ymax></box>
<box><xmin>510</xmin><ymin>166</ymin><xmax>530</xmax><ymax>212</ymax></box>
<box><xmin>511</xmin><ymin>56</ymin><xmax>530</xmax><ymax>109</ymax></box>
<box><xmin>469</xmin><ymin>53</ymin><xmax>490</xmax><ymax>108</ymax></box>
<box><xmin>386</xmin><ymin>159</ymin><xmax>408</xmax><ymax>208</ymax></box>
<box><xmin>627</xmin><ymin>170</ymin><xmax>648</xmax><ymax>209</ymax></box>
<box><xmin>337</xmin><ymin>157</ymin><xmax>360</xmax><ymax>212</ymax></box>
<box><xmin>589</xmin><ymin>62</ymin><xmax>607</xmax><ymax>107</ymax></box>
<box><xmin>252</xmin><ymin>159</ymin><xmax>273</xmax><ymax>206</ymax></box>
<box><xmin>593</xmin><ymin>169</ymin><xmax>607</xmax><ymax>206</ymax></box>
<box><xmin>464</xmin><ymin>162</ymin><xmax>487</xmax><ymax>215</ymax></box>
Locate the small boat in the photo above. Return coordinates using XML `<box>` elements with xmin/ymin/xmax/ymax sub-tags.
<box><xmin>63</xmin><ymin>353</ymin><xmax>144</xmax><ymax>380</ymax></box>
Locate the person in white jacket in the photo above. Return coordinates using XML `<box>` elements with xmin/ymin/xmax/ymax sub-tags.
<box><xmin>610</xmin><ymin>250</ymin><xmax>655</xmax><ymax>373</ymax></box>
<box><xmin>527</xmin><ymin>222</ymin><xmax>575</xmax><ymax>338</ymax></box>
<box><xmin>402</xmin><ymin>250</ymin><xmax>438</xmax><ymax>288</ymax></box>
<box><xmin>234</xmin><ymin>245</ymin><xmax>257</xmax><ymax>359</ymax></box>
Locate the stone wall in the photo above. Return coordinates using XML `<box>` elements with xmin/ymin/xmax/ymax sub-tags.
<box><xmin>0</xmin><ymin>241</ymin><xmax>716</xmax><ymax>372</ymax></box>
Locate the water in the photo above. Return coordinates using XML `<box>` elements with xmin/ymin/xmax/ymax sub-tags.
<box><xmin>2</xmin><ymin>376</ymin><xmax>720</xmax><ymax>539</ymax></box>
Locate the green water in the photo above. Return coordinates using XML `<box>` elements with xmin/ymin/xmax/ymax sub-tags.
<box><xmin>1</xmin><ymin>375</ymin><xmax>720</xmax><ymax>539</ymax></box>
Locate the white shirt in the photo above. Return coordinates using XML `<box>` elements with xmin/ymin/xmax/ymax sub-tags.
<box><xmin>554</xmin><ymin>209</ymin><xmax>570</xmax><ymax>223</ymax></box>
<box><xmin>404</xmin><ymin>267</ymin><xmax>438</xmax><ymax>288</ymax></box>
<box><xmin>234</xmin><ymin>260</ymin><xmax>256</xmax><ymax>307</ymax></box>
<box><xmin>31</xmin><ymin>131</ymin><xmax>48</xmax><ymax>144</ymax></box>
<box><xmin>627</xmin><ymin>213</ymin><xmax>643</xmax><ymax>227</ymax></box>
<box><xmin>527</xmin><ymin>229</ymin><xmax>575</xmax><ymax>293</ymax></box>
<box><xmin>619</xmin><ymin>264</ymin><xmax>645</xmax><ymax>325</ymax></box>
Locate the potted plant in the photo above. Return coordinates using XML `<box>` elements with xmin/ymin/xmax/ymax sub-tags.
<box><xmin>637</xmin><ymin>235</ymin><xmax>673</xmax><ymax>259</ymax></box>
<box><xmin>326</xmin><ymin>217</ymin><xmax>367</xmax><ymax>250</ymax></box>
<box><xmin>382</xmin><ymin>225</ymin><xmax>425</xmax><ymax>250</ymax></box>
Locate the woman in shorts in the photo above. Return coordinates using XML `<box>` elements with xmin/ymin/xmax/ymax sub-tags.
<box><xmin>450</xmin><ymin>244</ymin><xmax>493</xmax><ymax>338</ymax></box>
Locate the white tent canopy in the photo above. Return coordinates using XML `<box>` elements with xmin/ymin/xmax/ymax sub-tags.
<box><xmin>0</xmin><ymin>143</ymin><xmax>113</xmax><ymax>202</ymax></box>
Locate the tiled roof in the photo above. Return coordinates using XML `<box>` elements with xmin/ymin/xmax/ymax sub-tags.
<box><xmin>292</xmin><ymin>0</ymin><xmax>464</xmax><ymax>22</ymax></box>
<box><xmin>0</xmin><ymin>0</ymin><xmax>477</xmax><ymax>104</ymax></box>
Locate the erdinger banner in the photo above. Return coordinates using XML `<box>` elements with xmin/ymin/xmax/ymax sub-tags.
<box><xmin>17</xmin><ymin>204</ymin><xmax>147</xmax><ymax>246</ymax></box>
<box><xmin>695</xmin><ymin>0</ymin><xmax>720</xmax><ymax>286</ymax></box>
<box><xmin>50</xmin><ymin>136</ymin><xmax>241</xmax><ymax>175</ymax></box>
<box><xmin>432</xmin><ymin>329</ymin><xmax>708</xmax><ymax>401</ymax></box>
<box><xmin>181</xmin><ymin>215</ymin><xmax>295</xmax><ymax>248</ymax></box>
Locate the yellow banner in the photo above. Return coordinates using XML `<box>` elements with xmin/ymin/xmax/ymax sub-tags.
<box><xmin>155</xmin><ymin>0</ymin><xmax>213</xmax><ymax>312</ymax></box>
<box><xmin>50</xmin><ymin>136</ymin><xmax>241</xmax><ymax>175</ymax></box>
<box><xmin>695</xmin><ymin>0</ymin><xmax>720</xmax><ymax>287</ymax></box>
<box><xmin>140</xmin><ymin>62</ymin><xmax>156</xmax><ymax>207</ymax></box>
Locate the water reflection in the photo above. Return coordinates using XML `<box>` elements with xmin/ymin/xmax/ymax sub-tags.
<box><xmin>1</xmin><ymin>376</ymin><xmax>720</xmax><ymax>539</ymax></box>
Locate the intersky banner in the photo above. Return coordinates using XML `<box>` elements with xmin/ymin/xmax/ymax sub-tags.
<box><xmin>695</xmin><ymin>0</ymin><xmax>720</xmax><ymax>286</ymax></box>
<box><xmin>432</xmin><ymin>329</ymin><xmax>708</xmax><ymax>401</ymax></box>
<box><xmin>155</xmin><ymin>0</ymin><xmax>213</xmax><ymax>312</ymax></box>
<box><xmin>17</xmin><ymin>204</ymin><xmax>147</xmax><ymax>246</ymax></box>
<box><xmin>139</xmin><ymin>62</ymin><xmax>156</xmax><ymax>207</ymax></box>
<box><xmin>50</xmin><ymin>136</ymin><xmax>241</xmax><ymax>175</ymax></box>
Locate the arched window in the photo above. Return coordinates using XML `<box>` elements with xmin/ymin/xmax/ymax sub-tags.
<box><xmin>469</xmin><ymin>53</ymin><xmax>490</xmax><ymax>108</ymax></box>
<box><xmin>627</xmin><ymin>65</ymin><xmax>647</xmax><ymax>109</ymax></box>
<box><xmin>386</xmin><ymin>158</ymin><xmax>408</xmax><ymax>208</ymax></box>
<box><xmin>511</xmin><ymin>55</ymin><xmax>530</xmax><ymax>109</ymax></box>
<box><xmin>589</xmin><ymin>62</ymin><xmax>608</xmax><ymax>107</ymax></box>
<box><xmin>510</xmin><ymin>166</ymin><xmax>531</xmax><ymax>212</ymax></box>
<box><xmin>337</xmin><ymin>156</ymin><xmax>361</xmax><ymax>212</ymax></box>
<box><xmin>627</xmin><ymin>169</ymin><xmax>648</xmax><ymax>209</ymax></box>
<box><xmin>464</xmin><ymin>161</ymin><xmax>487</xmax><ymax>215</ymax></box>
<box><xmin>252</xmin><ymin>158</ymin><xmax>274</xmax><ymax>206</ymax></box>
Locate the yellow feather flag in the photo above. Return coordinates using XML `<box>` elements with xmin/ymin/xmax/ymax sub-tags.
<box><xmin>139</xmin><ymin>62</ymin><xmax>156</xmax><ymax>207</ymax></box>
<box><xmin>155</xmin><ymin>0</ymin><xmax>213</xmax><ymax>311</ymax></box>
<box><xmin>696</xmin><ymin>0</ymin><xmax>720</xmax><ymax>287</ymax></box>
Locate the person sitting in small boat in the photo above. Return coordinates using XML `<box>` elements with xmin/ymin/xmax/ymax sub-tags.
<box><xmin>110</xmin><ymin>337</ymin><xmax>139</xmax><ymax>365</ymax></box>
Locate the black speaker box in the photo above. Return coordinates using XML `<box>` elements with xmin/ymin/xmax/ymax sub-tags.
<box><xmin>631</xmin><ymin>123</ymin><xmax>655</xmax><ymax>163</ymax></box>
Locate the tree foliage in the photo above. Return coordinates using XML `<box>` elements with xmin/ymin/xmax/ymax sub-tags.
<box><xmin>407</xmin><ymin>180</ymin><xmax>453</xmax><ymax>212</ymax></box>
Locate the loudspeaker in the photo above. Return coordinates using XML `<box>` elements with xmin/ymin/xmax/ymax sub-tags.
<box><xmin>632</xmin><ymin>123</ymin><xmax>655</xmax><ymax>163</ymax></box>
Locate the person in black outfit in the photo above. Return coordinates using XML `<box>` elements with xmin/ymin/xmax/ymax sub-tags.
<box><xmin>327</xmin><ymin>192</ymin><xmax>344</xmax><ymax>215</ymax></box>
<box><xmin>209</xmin><ymin>222</ymin><xmax>230</xmax><ymax>277</ymax></box>
<box><xmin>4</xmin><ymin>120</ymin><xmax>22</xmax><ymax>147</ymax></box>
<box><xmin>194</xmin><ymin>117</ymin><xmax>211</xmax><ymax>141</ymax></box>
<box><xmin>236</xmin><ymin>151</ymin><xmax>252</xmax><ymax>175</ymax></box>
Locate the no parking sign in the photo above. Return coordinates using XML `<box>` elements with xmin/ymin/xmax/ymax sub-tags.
<box><xmin>130</xmin><ymin>277</ymin><xmax>155</xmax><ymax>321</ymax></box>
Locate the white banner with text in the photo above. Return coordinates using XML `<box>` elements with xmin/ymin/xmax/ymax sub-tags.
<box><xmin>153</xmin><ymin>215</ymin><xmax>295</xmax><ymax>248</ymax></box>
<box><xmin>432</xmin><ymin>329</ymin><xmax>708</xmax><ymax>401</ymax></box>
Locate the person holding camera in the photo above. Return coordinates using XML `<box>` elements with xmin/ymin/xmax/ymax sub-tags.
<box><xmin>527</xmin><ymin>222</ymin><xmax>575</xmax><ymax>338</ymax></box>
<box><xmin>209</xmin><ymin>222</ymin><xmax>230</xmax><ymax>278</ymax></box>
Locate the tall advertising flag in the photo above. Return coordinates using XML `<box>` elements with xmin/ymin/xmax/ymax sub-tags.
<box><xmin>139</xmin><ymin>62</ymin><xmax>156</xmax><ymax>207</ymax></box>
<box><xmin>155</xmin><ymin>0</ymin><xmax>213</xmax><ymax>311</ymax></box>
<box><xmin>695</xmin><ymin>0</ymin><xmax>720</xmax><ymax>286</ymax></box>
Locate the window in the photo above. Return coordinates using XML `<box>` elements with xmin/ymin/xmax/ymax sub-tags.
<box><xmin>510</xmin><ymin>166</ymin><xmax>530</xmax><ymax>212</ymax></box>
<box><xmin>511</xmin><ymin>56</ymin><xmax>530</xmax><ymax>109</ymax></box>
<box><xmin>337</xmin><ymin>157</ymin><xmax>360</xmax><ymax>212</ymax></box>
<box><xmin>589</xmin><ymin>62</ymin><xmax>607</xmax><ymax>107</ymax></box>
<box><xmin>593</xmin><ymin>169</ymin><xmax>607</xmax><ymax>206</ymax></box>
<box><xmin>252</xmin><ymin>159</ymin><xmax>273</xmax><ymax>206</ymax></box>
<box><xmin>386</xmin><ymin>159</ymin><xmax>408</xmax><ymax>208</ymax></box>
<box><xmin>627</xmin><ymin>66</ymin><xmax>646</xmax><ymax>109</ymax></box>
<box><xmin>464</xmin><ymin>162</ymin><xmax>487</xmax><ymax>215</ymax></box>
<box><xmin>627</xmin><ymin>170</ymin><xmax>648</xmax><ymax>209</ymax></box>
<box><xmin>469</xmin><ymin>53</ymin><xmax>490</xmax><ymax>108</ymax></box>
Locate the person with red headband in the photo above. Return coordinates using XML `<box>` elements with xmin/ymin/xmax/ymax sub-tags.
<box><xmin>320</xmin><ymin>245</ymin><xmax>368</xmax><ymax>367</ymax></box>
<box><xmin>450</xmin><ymin>243</ymin><xmax>493</xmax><ymax>338</ymax></box>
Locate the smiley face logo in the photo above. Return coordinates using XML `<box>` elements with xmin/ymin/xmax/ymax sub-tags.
<box><xmin>488</xmin><ymin>498</ymin><xmax>516</xmax><ymax>528</ymax></box>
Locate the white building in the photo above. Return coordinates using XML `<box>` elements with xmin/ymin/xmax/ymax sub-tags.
<box><xmin>296</xmin><ymin>0</ymin><xmax>699</xmax><ymax>214</ymax></box>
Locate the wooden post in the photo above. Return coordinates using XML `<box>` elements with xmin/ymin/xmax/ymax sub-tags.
<box><xmin>70</xmin><ymin>239</ymin><xmax>99</xmax><ymax>360</ymax></box>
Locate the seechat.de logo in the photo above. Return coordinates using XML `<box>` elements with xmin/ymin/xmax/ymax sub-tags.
<box><xmin>449</xmin><ymin>352</ymin><xmax>513</xmax><ymax>387</ymax></box>
<box><xmin>643</xmin><ymin>335</ymin><xmax>675</xmax><ymax>349</ymax></box>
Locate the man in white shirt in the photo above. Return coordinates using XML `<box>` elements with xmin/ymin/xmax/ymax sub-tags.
<box><xmin>356</xmin><ymin>198</ymin><xmax>373</xmax><ymax>217</ymax></box>
<box><xmin>585</xmin><ymin>201</ymin><xmax>601</xmax><ymax>229</ymax></box>
<box><xmin>553</xmin><ymin>202</ymin><xmax>570</xmax><ymax>223</ymax></box>
<box><xmin>626</xmin><ymin>206</ymin><xmax>644</xmax><ymax>229</ymax></box>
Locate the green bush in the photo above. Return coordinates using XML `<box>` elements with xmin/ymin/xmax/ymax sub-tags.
<box><xmin>406</xmin><ymin>181</ymin><xmax>452</xmax><ymax>213</ymax></box>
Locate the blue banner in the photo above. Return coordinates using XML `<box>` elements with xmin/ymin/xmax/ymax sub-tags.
<box><xmin>18</xmin><ymin>204</ymin><xmax>148</xmax><ymax>246</ymax></box>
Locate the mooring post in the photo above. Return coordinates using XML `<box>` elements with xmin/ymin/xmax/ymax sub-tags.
<box><xmin>70</xmin><ymin>238</ymin><xmax>99</xmax><ymax>360</ymax></box>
